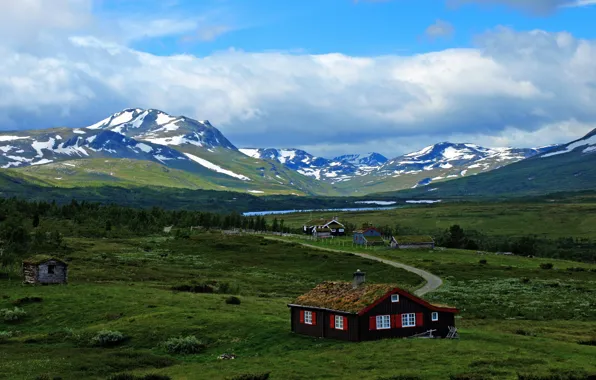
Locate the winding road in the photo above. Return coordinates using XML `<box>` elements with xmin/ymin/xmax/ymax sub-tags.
<box><xmin>265</xmin><ymin>237</ymin><xmax>442</xmax><ymax>296</ymax></box>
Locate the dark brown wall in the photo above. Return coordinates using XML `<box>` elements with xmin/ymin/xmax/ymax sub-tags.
<box><xmin>290</xmin><ymin>307</ymin><xmax>359</xmax><ymax>341</ymax></box>
<box><xmin>360</xmin><ymin>293</ymin><xmax>454</xmax><ymax>340</ymax></box>
<box><xmin>291</xmin><ymin>293</ymin><xmax>456</xmax><ymax>342</ymax></box>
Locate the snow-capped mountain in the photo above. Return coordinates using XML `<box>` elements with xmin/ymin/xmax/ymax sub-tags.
<box><xmin>350</xmin><ymin>142</ymin><xmax>558</xmax><ymax>192</ymax></box>
<box><xmin>86</xmin><ymin>108</ymin><xmax>236</xmax><ymax>151</ymax></box>
<box><xmin>239</xmin><ymin>148</ymin><xmax>388</xmax><ymax>182</ymax></box>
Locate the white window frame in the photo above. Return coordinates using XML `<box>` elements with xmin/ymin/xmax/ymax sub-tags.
<box><xmin>431</xmin><ymin>312</ymin><xmax>439</xmax><ymax>321</ymax></box>
<box><xmin>391</xmin><ymin>294</ymin><xmax>399</xmax><ymax>303</ymax></box>
<box><xmin>401</xmin><ymin>313</ymin><xmax>416</xmax><ymax>327</ymax></box>
<box><xmin>335</xmin><ymin>315</ymin><xmax>344</xmax><ymax>330</ymax></box>
<box><xmin>304</xmin><ymin>311</ymin><xmax>313</xmax><ymax>325</ymax></box>
<box><xmin>376</xmin><ymin>315</ymin><xmax>391</xmax><ymax>330</ymax></box>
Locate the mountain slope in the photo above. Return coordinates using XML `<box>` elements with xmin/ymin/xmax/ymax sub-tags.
<box><xmin>0</xmin><ymin>109</ymin><xmax>338</xmax><ymax>196</ymax></box>
<box><xmin>378</xmin><ymin>130</ymin><xmax>596</xmax><ymax>198</ymax></box>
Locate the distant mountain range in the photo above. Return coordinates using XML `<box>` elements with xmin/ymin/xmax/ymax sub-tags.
<box><xmin>0</xmin><ymin>107</ymin><xmax>579</xmax><ymax>197</ymax></box>
<box><xmin>383</xmin><ymin>129</ymin><xmax>596</xmax><ymax>198</ymax></box>
<box><xmin>238</xmin><ymin>143</ymin><xmax>556</xmax><ymax>194</ymax></box>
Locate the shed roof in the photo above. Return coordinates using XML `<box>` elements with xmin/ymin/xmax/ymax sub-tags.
<box><xmin>23</xmin><ymin>255</ymin><xmax>67</xmax><ymax>265</ymax></box>
<box><xmin>354</xmin><ymin>227</ymin><xmax>380</xmax><ymax>234</ymax></box>
<box><xmin>291</xmin><ymin>281</ymin><xmax>458</xmax><ymax>314</ymax></box>
<box><xmin>393</xmin><ymin>235</ymin><xmax>435</xmax><ymax>244</ymax></box>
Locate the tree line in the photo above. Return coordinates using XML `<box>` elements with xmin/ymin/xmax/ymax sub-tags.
<box><xmin>0</xmin><ymin>198</ymin><xmax>298</xmax><ymax>271</ymax></box>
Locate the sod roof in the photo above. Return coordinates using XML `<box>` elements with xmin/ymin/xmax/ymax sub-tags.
<box><xmin>393</xmin><ymin>235</ymin><xmax>434</xmax><ymax>244</ymax></box>
<box><xmin>293</xmin><ymin>281</ymin><xmax>397</xmax><ymax>313</ymax></box>
<box><xmin>292</xmin><ymin>281</ymin><xmax>459</xmax><ymax>314</ymax></box>
<box><xmin>22</xmin><ymin>255</ymin><xmax>67</xmax><ymax>265</ymax></box>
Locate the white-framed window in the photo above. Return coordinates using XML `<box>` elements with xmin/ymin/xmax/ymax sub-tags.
<box><xmin>391</xmin><ymin>294</ymin><xmax>400</xmax><ymax>303</ymax></box>
<box><xmin>376</xmin><ymin>315</ymin><xmax>391</xmax><ymax>330</ymax></box>
<box><xmin>431</xmin><ymin>312</ymin><xmax>439</xmax><ymax>321</ymax></box>
<box><xmin>335</xmin><ymin>315</ymin><xmax>344</xmax><ymax>330</ymax></box>
<box><xmin>304</xmin><ymin>311</ymin><xmax>313</xmax><ymax>325</ymax></box>
<box><xmin>402</xmin><ymin>313</ymin><xmax>416</xmax><ymax>327</ymax></box>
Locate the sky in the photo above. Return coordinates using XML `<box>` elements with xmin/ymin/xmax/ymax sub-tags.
<box><xmin>1</xmin><ymin>0</ymin><xmax>596</xmax><ymax>158</ymax></box>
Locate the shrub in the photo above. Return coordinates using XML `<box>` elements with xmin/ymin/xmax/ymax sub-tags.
<box><xmin>161</xmin><ymin>336</ymin><xmax>205</xmax><ymax>355</ymax></box>
<box><xmin>229</xmin><ymin>373</ymin><xmax>270</xmax><ymax>380</ymax></box>
<box><xmin>478</xmin><ymin>259</ymin><xmax>487</xmax><ymax>265</ymax></box>
<box><xmin>539</xmin><ymin>263</ymin><xmax>554</xmax><ymax>270</ymax></box>
<box><xmin>514</xmin><ymin>329</ymin><xmax>535</xmax><ymax>337</ymax></box>
<box><xmin>91</xmin><ymin>330</ymin><xmax>126</xmax><ymax>347</ymax></box>
<box><xmin>521</xmin><ymin>277</ymin><xmax>531</xmax><ymax>284</ymax></box>
<box><xmin>225</xmin><ymin>296</ymin><xmax>241</xmax><ymax>305</ymax></box>
<box><xmin>12</xmin><ymin>296</ymin><xmax>43</xmax><ymax>306</ymax></box>
<box><xmin>566</xmin><ymin>267</ymin><xmax>586</xmax><ymax>272</ymax></box>
<box><xmin>1</xmin><ymin>307</ymin><xmax>27</xmax><ymax>322</ymax></box>
<box><xmin>577</xmin><ymin>339</ymin><xmax>596</xmax><ymax>346</ymax></box>
<box><xmin>108</xmin><ymin>375</ymin><xmax>171</xmax><ymax>380</ymax></box>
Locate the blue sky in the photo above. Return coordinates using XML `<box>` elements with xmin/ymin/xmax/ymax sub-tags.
<box><xmin>97</xmin><ymin>0</ymin><xmax>596</xmax><ymax>56</ymax></box>
<box><xmin>1</xmin><ymin>0</ymin><xmax>596</xmax><ymax>157</ymax></box>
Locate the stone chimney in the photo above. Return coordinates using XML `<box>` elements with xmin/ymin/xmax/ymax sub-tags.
<box><xmin>352</xmin><ymin>269</ymin><xmax>366</xmax><ymax>288</ymax></box>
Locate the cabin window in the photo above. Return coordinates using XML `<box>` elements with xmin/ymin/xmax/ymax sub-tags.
<box><xmin>304</xmin><ymin>311</ymin><xmax>313</xmax><ymax>325</ymax></box>
<box><xmin>335</xmin><ymin>315</ymin><xmax>344</xmax><ymax>330</ymax></box>
<box><xmin>402</xmin><ymin>313</ymin><xmax>416</xmax><ymax>327</ymax></box>
<box><xmin>47</xmin><ymin>265</ymin><xmax>56</xmax><ymax>274</ymax></box>
<box><xmin>376</xmin><ymin>315</ymin><xmax>391</xmax><ymax>330</ymax></box>
<box><xmin>339</xmin><ymin>229</ymin><xmax>344</xmax><ymax>232</ymax></box>
<box><xmin>391</xmin><ymin>294</ymin><xmax>400</xmax><ymax>303</ymax></box>
<box><xmin>431</xmin><ymin>312</ymin><xmax>439</xmax><ymax>321</ymax></box>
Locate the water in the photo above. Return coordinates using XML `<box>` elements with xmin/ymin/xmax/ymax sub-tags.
<box><xmin>242</xmin><ymin>206</ymin><xmax>402</xmax><ymax>216</ymax></box>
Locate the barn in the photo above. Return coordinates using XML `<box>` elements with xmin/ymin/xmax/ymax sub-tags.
<box><xmin>353</xmin><ymin>227</ymin><xmax>385</xmax><ymax>246</ymax></box>
<box><xmin>288</xmin><ymin>270</ymin><xmax>458</xmax><ymax>341</ymax></box>
<box><xmin>390</xmin><ymin>236</ymin><xmax>435</xmax><ymax>249</ymax></box>
<box><xmin>303</xmin><ymin>217</ymin><xmax>345</xmax><ymax>236</ymax></box>
<box><xmin>22</xmin><ymin>255</ymin><xmax>68</xmax><ymax>285</ymax></box>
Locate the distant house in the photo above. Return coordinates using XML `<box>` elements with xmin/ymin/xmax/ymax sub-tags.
<box><xmin>390</xmin><ymin>236</ymin><xmax>435</xmax><ymax>249</ymax></box>
<box><xmin>288</xmin><ymin>270</ymin><xmax>458</xmax><ymax>341</ymax></box>
<box><xmin>303</xmin><ymin>217</ymin><xmax>345</xmax><ymax>236</ymax></box>
<box><xmin>312</xmin><ymin>226</ymin><xmax>333</xmax><ymax>239</ymax></box>
<box><xmin>22</xmin><ymin>255</ymin><xmax>68</xmax><ymax>285</ymax></box>
<box><xmin>353</xmin><ymin>227</ymin><xmax>385</xmax><ymax>246</ymax></box>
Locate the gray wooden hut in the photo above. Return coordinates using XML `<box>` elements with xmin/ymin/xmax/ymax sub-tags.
<box><xmin>22</xmin><ymin>255</ymin><xmax>68</xmax><ymax>285</ymax></box>
<box><xmin>390</xmin><ymin>236</ymin><xmax>435</xmax><ymax>249</ymax></box>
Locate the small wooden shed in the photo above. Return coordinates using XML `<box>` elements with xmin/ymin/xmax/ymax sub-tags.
<box><xmin>22</xmin><ymin>255</ymin><xmax>68</xmax><ymax>285</ymax></box>
<box><xmin>390</xmin><ymin>236</ymin><xmax>435</xmax><ymax>249</ymax></box>
<box><xmin>353</xmin><ymin>227</ymin><xmax>385</xmax><ymax>246</ymax></box>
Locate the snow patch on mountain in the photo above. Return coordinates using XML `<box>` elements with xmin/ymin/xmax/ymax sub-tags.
<box><xmin>184</xmin><ymin>153</ymin><xmax>250</xmax><ymax>181</ymax></box>
<box><xmin>541</xmin><ymin>133</ymin><xmax>596</xmax><ymax>158</ymax></box>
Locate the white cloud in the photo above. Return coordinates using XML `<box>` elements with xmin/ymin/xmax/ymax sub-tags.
<box><xmin>425</xmin><ymin>20</ymin><xmax>455</xmax><ymax>39</ymax></box>
<box><xmin>0</xmin><ymin>2</ymin><xmax>595</xmax><ymax>158</ymax></box>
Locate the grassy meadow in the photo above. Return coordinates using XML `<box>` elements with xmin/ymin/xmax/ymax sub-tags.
<box><xmin>1</xmin><ymin>233</ymin><xmax>596</xmax><ymax>379</ymax></box>
<box><xmin>274</xmin><ymin>202</ymin><xmax>596</xmax><ymax>239</ymax></box>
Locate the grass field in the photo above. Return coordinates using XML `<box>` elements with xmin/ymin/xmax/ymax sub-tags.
<box><xmin>1</xmin><ymin>234</ymin><xmax>596</xmax><ymax>379</ymax></box>
<box><xmin>275</xmin><ymin>202</ymin><xmax>596</xmax><ymax>239</ymax></box>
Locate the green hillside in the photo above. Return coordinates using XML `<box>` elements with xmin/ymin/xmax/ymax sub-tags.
<box><xmin>378</xmin><ymin>140</ymin><xmax>596</xmax><ymax>200</ymax></box>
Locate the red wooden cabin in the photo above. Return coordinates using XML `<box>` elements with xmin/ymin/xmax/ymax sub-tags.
<box><xmin>288</xmin><ymin>270</ymin><xmax>458</xmax><ymax>341</ymax></box>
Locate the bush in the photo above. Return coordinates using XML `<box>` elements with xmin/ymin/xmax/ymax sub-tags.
<box><xmin>225</xmin><ymin>296</ymin><xmax>241</xmax><ymax>305</ymax></box>
<box><xmin>12</xmin><ymin>296</ymin><xmax>43</xmax><ymax>306</ymax></box>
<box><xmin>577</xmin><ymin>339</ymin><xmax>596</xmax><ymax>346</ymax></box>
<box><xmin>1</xmin><ymin>307</ymin><xmax>27</xmax><ymax>322</ymax></box>
<box><xmin>91</xmin><ymin>330</ymin><xmax>126</xmax><ymax>347</ymax></box>
<box><xmin>229</xmin><ymin>373</ymin><xmax>270</xmax><ymax>380</ymax></box>
<box><xmin>539</xmin><ymin>263</ymin><xmax>554</xmax><ymax>270</ymax></box>
<box><xmin>161</xmin><ymin>336</ymin><xmax>205</xmax><ymax>355</ymax></box>
<box><xmin>521</xmin><ymin>277</ymin><xmax>531</xmax><ymax>284</ymax></box>
<box><xmin>108</xmin><ymin>375</ymin><xmax>171</xmax><ymax>380</ymax></box>
<box><xmin>478</xmin><ymin>259</ymin><xmax>487</xmax><ymax>265</ymax></box>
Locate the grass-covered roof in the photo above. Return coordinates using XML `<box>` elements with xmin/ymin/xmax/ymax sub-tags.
<box><xmin>293</xmin><ymin>281</ymin><xmax>396</xmax><ymax>313</ymax></box>
<box><xmin>393</xmin><ymin>235</ymin><xmax>434</xmax><ymax>244</ymax></box>
<box><xmin>22</xmin><ymin>255</ymin><xmax>67</xmax><ymax>265</ymax></box>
